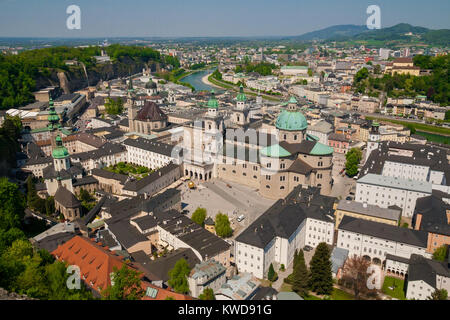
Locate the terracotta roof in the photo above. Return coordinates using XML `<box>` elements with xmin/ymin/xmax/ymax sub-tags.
<box><xmin>141</xmin><ymin>281</ymin><xmax>192</xmax><ymax>300</ymax></box>
<box><xmin>52</xmin><ymin>236</ymin><xmax>127</xmax><ymax>293</ymax></box>
<box><xmin>393</xmin><ymin>57</ymin><xmax>413</xmax><ymax>64</ymax></box>
<box><xmin>135</xmin><ymin>101</ymin><xmax>168</xmax><ymax>122</ymax></box>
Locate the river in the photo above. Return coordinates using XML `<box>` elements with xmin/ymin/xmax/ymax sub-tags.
<box><xmin>181</xmin><ymin>68</ymin><xmax>216</xmax><ymax>91</ymax></box>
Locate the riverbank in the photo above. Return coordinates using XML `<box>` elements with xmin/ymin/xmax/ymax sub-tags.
<box><xmin>206</xmin><ymin>74</ymin><xmax>282</xmax><ymax>102</ymax></box>
<box><xmin>201</xmin><ymin>73</ymin><xmax>222</xmax><ymax>89</ymax></box>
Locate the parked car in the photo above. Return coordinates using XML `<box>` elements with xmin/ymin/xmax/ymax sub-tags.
<box><xmin>304</xmin><ymin>245</ymin><xmax>313</xmax><ymax>252</ymax></box>
<box><xmin>181</xmin><ymin>209</ymin><xmax>189</xmax><ymax>215</ymax></box>
<box><xmin>346</xmin><ymin>196</ymin><xmax>353</xmax><ymax>201</ymax></box>
<box><xmin>237</xmin><ymin>215</ymin><xmax>245</xmax><ymax>222</ymax></box>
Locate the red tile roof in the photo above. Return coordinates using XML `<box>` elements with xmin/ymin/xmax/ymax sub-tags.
<box><xmin>52</xmin><ymin>236</ymin><xmax>193</xmax><ymax>300</ymax></box>
<box><xmin>52</xmin><ymin>236</ymin><xmax>126</xmax><ymax>293</ymax></box>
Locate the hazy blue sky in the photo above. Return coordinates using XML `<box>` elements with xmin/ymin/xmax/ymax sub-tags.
<box><xmin>0</xmin><ymin>0</ymin><xmax>449</xmax><ymax>37</ymax></box>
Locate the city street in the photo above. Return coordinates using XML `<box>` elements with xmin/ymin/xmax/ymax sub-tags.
<box><xmin>330</xmin><ymin>153</ymin><xmax>356</xmax><ymax>199</ymax></box>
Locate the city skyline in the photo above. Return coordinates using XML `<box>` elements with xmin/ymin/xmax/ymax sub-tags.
<box><xmin>0</xmin><ymin>0</ymin><xmax>449</xmax><ymax>38</ymax></box>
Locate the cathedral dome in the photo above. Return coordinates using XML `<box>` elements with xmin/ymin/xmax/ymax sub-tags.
<box><xmin>275</xmin><ymin>110</ymin><xmax>308</xmax><ymax>131</ymax></box>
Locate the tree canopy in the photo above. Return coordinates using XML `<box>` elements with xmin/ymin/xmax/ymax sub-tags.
<box><xmin>291</xmin><ymin>249</ymin><xmax>309</xmax><ymax>297</ymax></box>
<box><xmin>309</xmin><ymin>242</ymin><xmax>333</xmax><ymax>295</ymax></box>
<box><xmin>345</xmin><ymin>148</ymin><xmax>362</xmax><ymax>177</ymax></box>
<box><xmin>168</xmin><ymin>258</ymin><xmax>191</xmax><ymax>294</ymax></box>
<box><xmin>0</xmin><ymin>45</ymin><xmax>179</xmax><ymax>109</ymax></box>
<box><xmin>104</xmin><ymin>97</ymin><xmax>124</xmax><ymax>115</ymax></box>
<box><xmin>198</xmin><ymin>287</ymin><xmax>215</xmax><ymax>300</ymax></box>
<box><xmin>432</xmin><ymin>244</ymin><xmax>448</xmax><ymax>262</ymax></box>
<box><xmin>101</xmin><ymin>263</ymin><xmax>144</xmax><ymax>300</ymax></box>
<box><xmin>214</xmin><ymin>213</ymin><xmax>233</xmax><ymax>238</ymax></box>
<box><xmin>191</xmin><ymin>207</ymin><xmax>207</xmax><ymax>227</ymax></box>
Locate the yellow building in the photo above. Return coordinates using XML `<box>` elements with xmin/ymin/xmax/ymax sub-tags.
<box><xmin>205</xmin><ymin>217</ymin><xmax>216</xmax><ymax>234</ymax></box>
<box><xmin>335</xmin><ymin>200</ymin><xmax>401</xmax><ymax>230</ymax></box>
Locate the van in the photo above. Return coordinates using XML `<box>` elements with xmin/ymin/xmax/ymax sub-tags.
<box><xmin>237</xmin><ymin>215</ymin><xmax>245</xmax><ymax>222</ymax></box>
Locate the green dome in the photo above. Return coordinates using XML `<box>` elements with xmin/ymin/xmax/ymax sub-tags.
<box><xmin>207</xmin><ymin>90</ymin><xmax>219</xmax><ymax>109</ymax></box>
<box><xmin>288</xmin><ymin>96</ymin><xmax>298</xmax><ymax>104</ymax></box>
<box><xmin>52</xmin><ymin>146</ymin><xmax>69</xmax><ymax>159</ymax></box>
<box><xmin>236</xmin><ymin>85</ymin><xmax>246</xmax><ymax>102</ymax></box>
<box><xmin>275</xmin><ymin>110</ymin><xmax>308</xmax><ymax>131</ymax></box>
<box><xmin>52</xmin><ymin>135</ymin><xmax>69</xmax><ymax>159</ymax></box>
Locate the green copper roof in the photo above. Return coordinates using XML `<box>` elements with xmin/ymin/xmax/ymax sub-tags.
<box><xmin>275</xmin><ymin>110</ymin><xmax>308</xmax><ymax>131</ymax></box>
<box><xmin>52</xmin><ymin>135</ymin><xmax>69</xmax><ymax>159</ymax></box>
<box><xmin>236</xmin><ymin>85</ymin><xmax>246</xmax><ymax>102</ymax></box>
<box><xmin>48</xmin><ymin>98</ymin><xmax>60</xmax><ymax>124</ymax></box>
<box><xmin>306</xmin><ymin>133</ymin><xmax>319</xmax><ymax>142</ymax></box>
<box><xmin>207</xmin><ymin>90</ymin><xmax>219</xmax><ymax>108</ymax></box>
<box><xmin>260</xmin><ymin>144</ymin><xmax>291</xmax><ymax>158</ymax></box>
<box><xmin>288</xmin><ymin>96</ymin><xmax>298</xmax><ymax>104</ymax></box>
<box><xmin>310</xmin><ymin>142</ymin><xmax>334</xmax><ymax>156</ymax></box>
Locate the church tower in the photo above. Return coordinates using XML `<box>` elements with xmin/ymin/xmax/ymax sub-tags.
<box><xmin>47</xmin><ymin>98</ymin><xmax>61</xmax><ymax>147</ymax></box>
<box><xmin>365</xmin><ymin>121</ymin><xmax>380</xmax><ymax>162</ymax></box>
<box><xmin>233</xmin><ymin>85</ymin><xmax>250</xmax><ymax>126</ymax></box>
<box><xmin>207</xmin><ymin>90</ymin><xmax>219</xmax><ymax>119</ymax></box>
<box><xmin>126</xmin><ymin>75</ymin><xmax>137</xmax><ymax>132</ymax></box>
<box><xmin>52</xmin><ymin>135</ymin><xmax>70</xmax><ymax>172</ymax></box>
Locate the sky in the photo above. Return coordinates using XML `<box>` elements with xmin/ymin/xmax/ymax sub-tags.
<box><xmin>0</xmin><ymin>0</ymin><xmax>449</xmax><ymax>38</ymax></box>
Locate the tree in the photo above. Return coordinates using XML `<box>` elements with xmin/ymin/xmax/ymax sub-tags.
<box><xmin>345</xmin><ymin>148</ymin><xmax>362</xmax><ymax>178</ymax></box>
<box><xmin>199</xmin><ymin>287</ymin><xmax>215</xmax><ymax>300</ymax></box>
<box><xmin>432</xmin><ymin>245</ymin><xmax>448</xmax><ymax>262</ymax></box>
<box><xmin>429</xmin><ymin>289</ymin><xmax>448</xmax><ymax>300</ymax></box>
<box><xmin>291</xmin><ymin>249</ymin><xmax>309</xmax><ymax>297</ymax></box>
<box><xmin>341</xmin><ymin>255</ymin><xmax>371</xmax><ymax>299</ymax></box>
<box><xmin>191</xmin><ymin>207</ymin><xmax>207</xmax><ymax>227</ymax></box>
<box><xmin>309</xmin><ymin>242</ymin><xmax>333</xmax><ymax>295</ymax></box>
<box><xmin>168</xmin><ymin>258</ymin><xmax>191</xmax><ymax>294</ymax></box>
<box><xmin>101</xmin><ymin>263</ymin><xmax>144</xmax><ymax>300</ymax></box>
<box><xmin>214</xmin><ymin>213</ymin><xmax>233</xmax><ymax>238</ymax></box>
<box><xmin>212</xmin><ymin>69</ymin><xmax>222</xmax><ymax>80</ymax></box>
<box><xmin>104</xmin><ymin>97</ymin><xmax>124</xmax><ymax>115</ymax></box>
<box><xmin>0</xmin><ymin>177</ymin><xmax>25</xmax><ymax>230</ymax></box>
<box><xmin>267</xmin><ymin>263</ymin><xmax>278</xmax><ymax>282</ymax></box>
<box><xmin>307</xmin><ymin>68</ymin><xmax>313</xmax><ymax>77</ymax></box>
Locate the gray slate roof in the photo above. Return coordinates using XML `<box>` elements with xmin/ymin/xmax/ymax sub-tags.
<box><xmin>338</xmin><ymin>216</ymin><xmax>428</xmax><ymax>248</ymax></box>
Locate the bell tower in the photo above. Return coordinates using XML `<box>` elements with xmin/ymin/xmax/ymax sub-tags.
<box><xmin>126</xmin><ymin>75</ymin><xmax>137</xmax><ymax>132</ymax></box>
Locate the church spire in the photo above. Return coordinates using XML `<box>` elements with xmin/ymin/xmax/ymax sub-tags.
<box><xmin>47</xmin><ymin>98</ymin><xmax>60</xmax><ymax>130</ymax></box>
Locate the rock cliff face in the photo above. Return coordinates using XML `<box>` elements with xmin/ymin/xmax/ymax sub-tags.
<box><xmin>0</xmin><ymin>288</ymin><xmax>35</xmax><ymax>300</ymax></box>
<box><xmin>35</xmin><ymin>58</ymin><xmax>161</xmax><ymax>94</ymax></box>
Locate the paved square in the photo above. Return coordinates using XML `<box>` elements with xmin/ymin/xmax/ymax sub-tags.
<box><xmin>178</xmin><ymin>178</ymin><xmax>276</xmax><ymax>237</ymax></box>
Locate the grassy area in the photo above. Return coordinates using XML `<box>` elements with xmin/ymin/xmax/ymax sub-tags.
<box><xmin>382</xmin><ymin>276</ymin><xmax>406</xmax><ymax>300</ymax></box>
<box><xmin>330</xmin><ymin>288</ymin><xmax>355</xmax><ymax>300</ymax></box>
<box><xmin>279</xmin><ymin>283</ymin><xmax>293</xmax><ymax>292</ymax></box>
<box><xmin>303</xmin><ymin>294</ymin><xmax>322</xmax><ymax>300</ymax></box>
<box><xmin>279</xmin><ymin>284</ymin><xmax>354</xmax><ymax>300</ymax></box>
<box><xmin>365</xmin><ymin>116</ymin><xmax>450</xmax><ymax>136</ymax></box>
<box><xmin>416</xmin><ymin>131</ymin><xmax>450</xmax><ymax>145</ymax></box>
<box><xmin>105</xmin><ymin>162</ymin><xmax>153</xmax><ymax>179</ymax></box>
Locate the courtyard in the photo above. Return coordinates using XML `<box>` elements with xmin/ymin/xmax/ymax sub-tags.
<box><xmin>178</xmin><ymin>178</ymin><xmax>276</xmax><ymax>238</ymax></box>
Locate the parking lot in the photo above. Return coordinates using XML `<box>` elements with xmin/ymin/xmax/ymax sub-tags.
<box><xmin>178</xmin><ymin>178</ymin><xmax>276</xmax><ymax>238</ymax></box>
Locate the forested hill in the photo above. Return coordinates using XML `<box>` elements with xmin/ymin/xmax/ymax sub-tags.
<box><xmin>0</xmin><ymin>45</ymin><xmax>180</xmax><ymax>110</ymax></box>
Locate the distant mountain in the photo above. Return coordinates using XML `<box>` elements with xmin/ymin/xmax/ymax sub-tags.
<box><xmin>352</xmin><ymin>23</ymin><xmax>430</xmax><ymax>41</ymax></box>
<box><xmin>291</xmin><ymin>23</ymin><xmax>449</xmax><ymax>46</ymax></box>
<box><xmin>292</xmin><ymin>25</ymin><xmax>369</xmax><ymax>41</ymax></box>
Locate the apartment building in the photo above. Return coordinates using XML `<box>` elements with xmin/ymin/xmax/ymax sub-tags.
<box><xmin>337</xmin><ymin>216</ymin><xmax>431</xmax><ymax>266</ymax></box>
<box><xmin>234</xmin><ymin>186</ymin><xmax>335</xmax><ymax>279</ymax></box>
